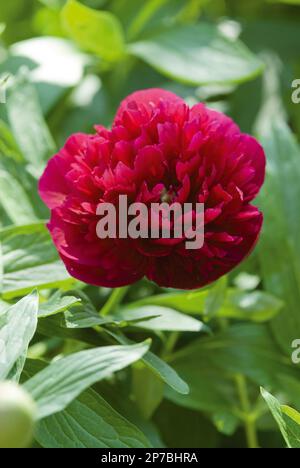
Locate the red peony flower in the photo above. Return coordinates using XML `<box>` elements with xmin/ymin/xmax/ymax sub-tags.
<box><xmin>39</xmin><ymin>88</ymin><xmax>265</xmax><ymax>290</ymax></box>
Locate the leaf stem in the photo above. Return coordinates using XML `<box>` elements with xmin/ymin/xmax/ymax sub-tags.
<box><xmin>162</xmin><ymin>331</ymin><xmax>180</xmax><ymax>360</ymax></box>
<box><xmin>100</xmin><ymin>286</ymin><xmax>129</xmax><ymax>317</ymax></box>
<box><xmin>234</xmin><ymin>374</ymin><xmax>259</xmax><ymax>449</ymax></box>
<box><xmin>127</xmin><ymin>0</ymin><xmax>169</xmax><ymax>40</ymax></box>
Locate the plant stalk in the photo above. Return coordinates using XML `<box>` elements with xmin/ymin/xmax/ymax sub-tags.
<box><xmin>100</xmin><ymin>286</ymin><xmax>129</xmax><ymax>316</ymax></box>
<box><xmin>127</xmin><ymin>0</ymin><xmax>169</xmax><ymax>40</ymax></box>
<box><xmin>234</xmin><ymin>374</ymin><xmax>259</xmax><ymax>449</ymax></box>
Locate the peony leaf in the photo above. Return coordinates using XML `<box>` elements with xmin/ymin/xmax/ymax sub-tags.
<box><xmin>132</xmin><ymin>365</ymin><xmax>165</xmax><ymax>420</ymax></box>
<box><xmin>128</xmin><ymin>24</ymin><xmax>264</xmax><ymax>85</ymax></box>
<box><xmin>0</xmin><ymin>170</ymin><xmax>37</xmax><ymax>225</ymax></box>
<box><xmin>22</xmin><ymin>358</ymin><xmax>162</xmax><ymax>447</ymax></box>
<box><xmin>61</xmin><ymin>0</ymin><xmax>125</xmax><ymax>62</ymax></box>
<box><xmin>261</xmin><ymin>388</ymin><xmax>300</xmax><ymax>449</ymax></box>
<box><xmin>0</xmin><ymin>223</ymin><xmax>75</xmax><ymax>299</ymax></box>
<box><xmin>107</xmin><ymin>330</ymin><xmax>189</xmax><ymax>395</ymax></box>
<box><xmin>4</xmin><ymin>37</ymin><xmax>89</xmax><ymax>114</ymax></box>
<box><xmin>35</xmin><ymin>388</ymin><xmax>151</xmax><ymax>448</ymax></box>
<box><xmin>114</xmin><ymin>305</ymin><xmax>207</xmax><ymax>332</ymax></box>
<box><xmin>165</xmin><ymin>324</ymin><xmax>300</xmax><ymax>413</ymax></box>
<box><xmin>37</xmin><ymin>314</ymin><xmax>101</xmax><ymax>347</ymax></box>
<box><xmin>38</xmin><ymin>292</ymin><xmax>81</xmax><ymax>318</ymax></box>
<box><xmin>257</xmin><ymin>113</ymin><xmax>300</xmax><ymax>351</ymax></box>
<box><xmin>203</xmin><ymin>276</ymin><xmax>228</xmax><ymax>319</ymax></box>
<box><xmin>23</xmin><ymin>341</ymin><xmax>150</xmax><ymax>419</ymax></box>
<box><xmin>126</xmin><ymin>288</ymin><xmax>283</xmax><ymax>323</ymax></box>
<box><xmin>6</xmin><ymin>73</ymin><xmax>56</xmax><ymax>177</ymax></box>
<box><xmin>0</xmin><ymin>291</ymin><xmax>38</xmax><ymax>380</ymax></box>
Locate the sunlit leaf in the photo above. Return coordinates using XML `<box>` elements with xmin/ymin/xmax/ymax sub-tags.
<box><xmin>24</xmin><ymin>341</ymin><xmax>150</xmax><ymax>419</ymax></box>
<box><xmin>0</xmin><ymin>223</ymin><xmax>74</xmax><ymax>299</ymax></box>
<box><xmin>62</xmin><ymin>0</ymin><xmax>125</xmax><ymax>62</ymax></box>
<box><xmin>129</xmin><ymin>24</ymin><xmax>263</xmax><ymax>85</ymax></box>
<box><xmin>0</xmin><ymin>291</ymin><xmax>38</xmax><ymax>380</ymax></box>
<box><xmin>35</xmin><ymin>388</ymin><xmax>152</xmax><ymax>448</ymax></box>
<box><xmin>261</xmin><ymin>388</ymin><xmax>300</xmax><ymax>448</ymax></box>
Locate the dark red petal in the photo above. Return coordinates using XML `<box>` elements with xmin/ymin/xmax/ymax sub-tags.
<box><xmin>39</xmin><ymin>133</ymin><xmax>90</xmax><ymax>209</ymax></box>
<box><xmin>237</xmin><ymin>134</ymin><xmax>266</xmax><ymax>202</ymax></box>
<box><xmin>114</xmin><ymin>88</ymin><xmax>185</xmax><ymax>123</ymax></box>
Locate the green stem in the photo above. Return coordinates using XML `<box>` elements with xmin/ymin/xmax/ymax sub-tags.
<box><xmin>234</xmin><ymin>374</ymin><xmax>259</xmax><ymax>449</ymax></box>
<box><xmin>100</xmin><ymin>286</ymin><xmax>129</xmax><ymax>317</ymax></box>
<box><xmin>162</xmin><ymin>331</ymin><xmax>179</xmax><ymax>359</ymax></box>
<box><xmin>127</xmin><ymin>0</ymin><xmax>169</xmax><ymax>40</ymax></box>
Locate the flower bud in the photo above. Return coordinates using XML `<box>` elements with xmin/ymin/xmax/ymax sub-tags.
<box><xmin>0</xmin><ymin>381</ymin><xmax>37</xmax><ymax>448</ymax></box>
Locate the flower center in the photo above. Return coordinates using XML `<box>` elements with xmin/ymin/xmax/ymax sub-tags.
<box><xmin>160</xmin><ymin>187</ymin><xmax>176</xmax><ymax>203</ymax></box>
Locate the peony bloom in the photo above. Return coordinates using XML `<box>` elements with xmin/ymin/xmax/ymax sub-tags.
<box><xmin>39</xmin><ymin>88</ymin><xmax>265</xmax><ymax>289</ymax></box>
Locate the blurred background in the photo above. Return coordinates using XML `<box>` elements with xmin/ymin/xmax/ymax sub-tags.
<box><xmin>0</xmin><ymin>0</ymin><xmax>300</xmax><ymax>449</ymax></box>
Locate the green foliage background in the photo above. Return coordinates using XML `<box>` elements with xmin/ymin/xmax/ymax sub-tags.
<box><xmin>0</xmin><ymin>0</ymin><xmax>300</xmax><ymax>449</ymax></box>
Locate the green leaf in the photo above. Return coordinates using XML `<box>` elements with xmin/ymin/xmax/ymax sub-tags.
<box><xmin>22</xmin><ymin>360</ymin><xmax>162</xmax><ymax>447</ymax></box>
<box><xmin>0</xmin><ymin>170</ymin><xmax>37</xmax><ymax>225</ymax></box>
<box><xmin>127</xmin><ymin>288</ymin><xmax>282</xmax><ymax>323</ymax></box>
<box><xmin>115</xmin><ymin>305</ymin><xmax>207</xmax><ymax>332</ymax></box>
<box><xmin>0</xmin><ymin>300</ymin><xmax>7</xmax><ymax>315</ymax></box>
<box><xmin>256</xmin><ymin>114</ymin><xmax>300</xmax><ymax>352</ymax></box>
<box><xmin>165</xmin><ymin>324</ymin><xmax>300</xmax><ymax>413</ymax></box>
<box><xmin>216</xmin><ymin>289</ymin><xmax>283</xmax><ymax>323</ymax></box>
<box><xmin>132</xmin><ymin>364</ymin><xmax>165</xmax><ymax>420</ymax></box>
<box><xmin>63</xmin><ymin>306</ymin><xmax>110</xmax><ymax>328</ymax></box>
<box><xmin>37</xmin><ymin>314</ymin><xmax>101</xmax><ymax>346</ymax></box>
<box><xmin>107</xmin><ymin>331</ymin><xmax>189</xmax><ymax>395</ymax></box>
<box><xmin>60</xmin><ymin>290</ymin><xmax>140</xmax><ymax>329</ymax></box>
<box><xmin>261</xmin><ymin>388</ymin><xmax>300</xmax><ymax>448</ymax></box>
<box><xmin>0</xmin><ymin>123</ymin><xmax>44</xmax><ymax>225</ymax></box>
<box><xmin>8</xmin><ymin>37</ymin><xmax>90</xmax><ymax>114</ymax></box>
<box><xmin>38</xmin><ymin>0</ymin><xmax>66</xmax><ymax>8</ymax></box>
<box><xmin>143</xmin><ymin>349</ymin><xmax>189</xmax><ymax>395</ymax></box>
<box><xmin>0</xmin><ymin>291</ymin><xmax>38</xmax><ymax>380</ymax></box>
<box><xmin>128</xmin><ymin>24</ymin><xmax>263</xmax><ymax>85</ymax></box>
<box><xmin>35</xmin><ymin>388</ymin><xmax>151</xmax><ymax>448</ymax></box>
<box><xmin>0</xmin><ymin>127</ymin><xmax>48</xmax><ymax>225</ymax></box>
<box><xmin>10</xmin><ymin>37</ymin><xmax>88</xmax><ymax>88</ymax></box>
<box><xmin>6</xmin><ymin>73</ymin><xmax>56</xmax><ymax>177</ymax></box>
<box><xmin>99</xmin><ymin>379</ymin><xmax>165</xmax><ymax>448</ymax></box>
<box><xmin>38</xmin><ymin>292</ymin><xmax>81</xmax><ymax>318</ymax></box>
<box><xmin>233</xmin><ymin>273</ymin><xmax>260</xmax><ymax>291</ymax></box>
<box><xmin>94</xmin><ymin>379</ymin><xmax>164</xmax><ymax>447</ymax></box>
<box><xmin>0</xmin><ymin>240</ymin><xmax>3</xmax><ymax>294</ymax></box>
<box><xmin>0</xmin><ymin>223</ymin><xmax>74</xmax><ymax>299</ymax></box>
<box><xmin>0</xmin><ymin>120</ymin><xmax>22</xmax><ymax>161</ymax></box>
<box><xmin>166</xmin><ymin>366</ymin><xmax>238</xmax><ymax>414</ymax></box>
<box><xmin>61</xmin><ymin>0</ymin><xmax>125</xmax><ymax>62</ymax></box>
<box><xmin>116</xmin><ymin>0</ymin><xmax>200</xmax><ymax>41</ymax></box>
<box><xmin>23</xmin><ymin>341</ymin><xmax>150</xmax><ymax>419</ymax></box>
<box><xmin>127</xmin><ymin>290</ymin><xmax>208</xmax><ymax>315</ymax></box>
<box><xmin>203</xmin><ymin>276</ymin><xmax>227</xmax><ymax>319</ymax></box>
<box><xmin>61</xmin><ymin>290</ymin><xmax>187</xmax><ymax>330</ymax></box>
